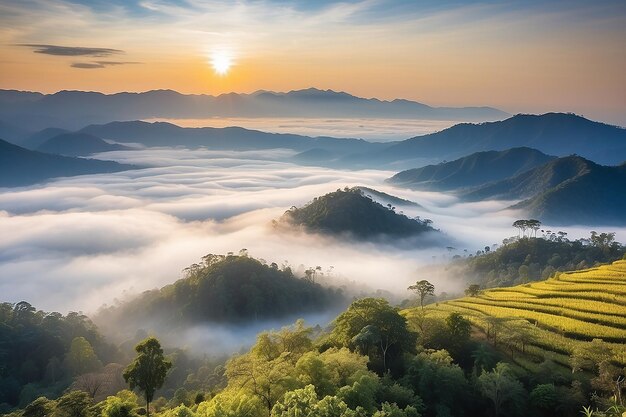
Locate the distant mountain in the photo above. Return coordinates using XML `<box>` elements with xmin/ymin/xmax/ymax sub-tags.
<box><xmin>511</xmin><ymin>159</ymin><xmax>626</xmax><ymax>225</ymax></box>
<box><xmin>21</xmin><ymin>127</ymin><xmax>70</xmax><ymax>149</ymax></box>
<box><xmin>0</xmin><ymin>120</ymin><xmax>31</xmax><ymax>143</ymax></box>
<box><xmin>278</xmin><ymin>187</ymin><xmax>435</xmax><ymax>239</ymax></box>
<box><xmin>79</xmin><ymin>120</ymin><xmax>387</xmax><ymax>155</ymax></box>
<box><xmin>0</xmin><ymin>138</ymin><xmax>138</xmax><ymax>187</ymax></box>
<box><xmin>292</xmin><ymin>148</ymin><xmax>335</xmax><ymax>163</ymax></box>
<box><xmin>97</xmin><ymin>254</ymin><xmax>344</xmax><ymax>328</ymax></box>
<box><xmin>464</xmin><ymin>156</ymin><xmax>626</xmax><ymax>225</ymax></box>
<box><xmin>36</xmin><ymin>132</ymin><xmax>131</xmax><ymax>156</ymax></box>
<box><xmin>0</xmin><ymin>88</ymin><xmax>508</xmax><ymax>131</ymax></box>
<box><xmin>388</xmin><ymin>148</ymin><xmax>556</xmax><ymax>191</ymax></box>
<box><xmin>357</xmin><ymin>113</ymin><xmax>626</xmax><ymax>166</ymax></box>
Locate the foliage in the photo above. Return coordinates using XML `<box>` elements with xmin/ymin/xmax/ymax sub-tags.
<box><xmin>0</xmin><ymin>302</ymin><xmax>115</xmax><ymax>409</ymax></box>
<box><xmin>123</xmin><ymin>337</ymin><xmax>172</xmax><ymax>417</ymax></box>
<box><xmin>330</xmin><ymin>298</ymin><xmax>417</xmax><ymax>375</ymax></box>
<box><xmin>407</xmin><ymin>281</ymin><xmax>435</xmax><ymax>310</ymax></box>
<box><xmin>478</xmin><ymin>363</ymin><xmax>526</xmax><ymax>417</ymax></box>
<box><xmin>54</xmin><ymin>391</ymin><xmax>92</xmax><ymax>417</ymax></box>
<box><xmin>100</xmin><ymin>391</ymin><xmax>139</xmax><ymax>417</ymax></box>
<box><xmin>458</xmin><ymin>234</ymin><xmax>624</xmax><ymax>288</ymax></box>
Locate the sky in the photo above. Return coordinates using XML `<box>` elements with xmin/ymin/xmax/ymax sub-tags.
<box><xmin>0</xmin><ymin>0</ymin><xmax>625</xmax><ymax>125</ymax></box>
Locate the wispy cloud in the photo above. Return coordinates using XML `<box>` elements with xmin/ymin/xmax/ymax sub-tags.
<box><xmin>18</xmin><ymin>43</ymin><xmax>123</xmax><ymax>57</ymax></box>
<box><xmin>71</xmin><ymin>60</ymin><xmax>140</xmax><ymax>69</ymax></box>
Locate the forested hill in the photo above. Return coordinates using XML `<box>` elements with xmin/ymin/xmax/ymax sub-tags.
<box><xmin>278</xmin><ymin>187</ymin><xmax>436</xmax><ymax>239</ymax></box>
<box><xmin>97</xmin><ymin>253</ymin><xmax>345</xmax><ymax>329</ymax></box>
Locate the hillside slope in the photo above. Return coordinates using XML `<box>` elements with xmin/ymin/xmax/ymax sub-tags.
<box><xmin>405</xmin><ymin>260</ymin><xmax>626</xmax><ymax>373</ymax></box>
<box><xmin>388</xmin><ymin>147</ymin><xmax>555</xmax><ymax>191</ymax></box>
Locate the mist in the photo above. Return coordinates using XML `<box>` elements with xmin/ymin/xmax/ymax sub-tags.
<box><xmin>143</xmin><ymin>117</ymin><xmax>457</xmax><ymax>141</ymax></box>
<box><xmin>1</xmin><ymin>146</ymin><xmax>624</xmax><ymax>355</ymax></box>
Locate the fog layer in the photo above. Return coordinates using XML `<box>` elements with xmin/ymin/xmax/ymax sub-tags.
<box><xmin>1</xmin><ymin>147</ymin><xmax>623</xmax><ymax>317</ymax></box>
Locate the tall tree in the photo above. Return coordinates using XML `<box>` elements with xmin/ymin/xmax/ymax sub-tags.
<box><xmin>65</xmin><ymin>337</ymin><xmax>102</xmax><ymax>376</ymax></box>
<box><xmin>478</xmin><ymin>363</ymin><xmax>525</xmax><ymax>417</ymax></box>
<box><xmin>123</xmin><ymin>337</ymin><xmax>172</xmax><ymax>417</ymax></box>
<box><xmin>407</xmin><ymin>280</ymin><xmax>435</xmax><ymax>310</ymax></box>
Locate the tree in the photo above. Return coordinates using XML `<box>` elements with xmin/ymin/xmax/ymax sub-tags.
<box><xmin>464</xmin><ymin>284</ymin><xmax>481</xmax><ymax>297</ymax></box>
<box><xmin>54</xmin><ymin>391</ymin><xmax>92</xmax><ymax>417</ymax></box>
<box><xmin>478</xmin><ymin>363</ymin><xmax>526</xmax><ymax>417</ymax></box>
<box><xmin>65</xmin><ymin>337</ymin><xmax>102</xmax><ymax>376</ymax></box>
<box><xmin>331</xmin><ymin>298</ymin><xmax>417</xmax><ymax>375</ymax></box>
<box><xmin>23</xmin><ymin>397</ymin><xmax>56</xmax><ymax>417</ymax></box>
<box><xmin>407</xmin><ymin>280</ymin><xmax>435</xmax><ymax>310</ymax></box>
<box><xmin>123</xmin><ymin>337</ymin><xmax>172</xmax><ymax>417</ymax></box>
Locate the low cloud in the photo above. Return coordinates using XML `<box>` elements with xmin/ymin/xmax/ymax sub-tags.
<box><xmin>1</xmin><ymin>147</ymin><xmax>623</xmax><ymax>320</ymax></box>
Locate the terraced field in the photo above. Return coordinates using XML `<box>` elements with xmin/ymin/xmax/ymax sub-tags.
<box><xmin>405</xmin><ymin>260</ymin><xmax>626</xmax><ymax>371</ymax></box>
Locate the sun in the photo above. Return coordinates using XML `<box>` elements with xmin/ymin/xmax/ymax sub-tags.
<box><xmin>211</xmin><ymin>51</ymin><xmax>233</xmax><ymax>75</ymax></box>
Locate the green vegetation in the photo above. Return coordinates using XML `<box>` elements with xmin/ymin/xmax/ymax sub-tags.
<box><xmin>458</xmin><ymin>231</ymin><xmax>625</xmax><ymax>288</ymax></box>
<box><xmin>124</xmin><ymin>338</ymin><xmax>172</xmax><ymax>417</ymax></box>
<box><xmin>0</xmin><ymin>302</ymin><xmax>119</xmax><ymax>411</ymax></box>
<box><xmin>278</xmin><ymin>187</ymin><xmax>435</xmax><ymax>239</ymax></box>
<box><xmin>98</xmin><ymin>253</ymin><xmax>345</xmax><ymax>328</ymax></box>
<box><xmin>3</xmin><ymin>257</ymin><xmax>626</xmax><ymax>417</ymax></box>
<box><xmin>405</xmin><ymin>259</ymin><xmax>626</xmax><ymax>415</ymax></box>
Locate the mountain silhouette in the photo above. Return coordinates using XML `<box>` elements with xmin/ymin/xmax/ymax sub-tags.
<box><xmin>0</xmin><ymin>138</ymin><xmax>138</xmax><ymax>187</ymax></box>
<box><xmin>37</xmin><ymin>132</ymin><xmax>131</xmax><ymax>156</ymax></box>
<box><xmin>0</xmin><ymin>88</ymin><xmax>508</xmax><ymax>131</ymax></box>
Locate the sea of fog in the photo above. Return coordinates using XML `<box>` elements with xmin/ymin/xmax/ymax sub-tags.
<box><xmin>142</xmin><ymin>117</ymin><xmax>457</xmax><ymax>141</ymax></box>
<box><xmin>1</xmin><ymin>147</ymin><xmax>624</xmax><ymax>351</ymax></box>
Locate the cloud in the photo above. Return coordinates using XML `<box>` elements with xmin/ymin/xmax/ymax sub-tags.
<box><xmin>18</xmin><ymin>44</ymin><xmax>124</xmax><ymax>57</ymax></box>
<box><xmin>71</xmin><ymin>60</ymin><xmax>141</xmax><ymax>69</ymax></box>
<box><xmin>1</xmin><ymin>147</ymin><xmax>624</xmax><ymax>322</ymax></box>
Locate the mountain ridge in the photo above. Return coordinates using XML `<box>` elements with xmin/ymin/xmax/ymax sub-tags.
<box><xmin>0</xmin><ymin>138</ymin><xmax>138</xmax><ymax>187</ymax></box>
<box><xmin>388</xmin><ymin>147</ymin><xmax>556</xmax><ymax>191</ymax></box>
<box><xmin>0</xmin><ymin>87</ymin><xmax>508</xmax><ymax>131</ymax></box>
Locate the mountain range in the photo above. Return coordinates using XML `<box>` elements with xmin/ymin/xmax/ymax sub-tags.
<box><xmin>389</xmin><ymin>149</ymin><xmax>626</xmax><ymax>225</ymax></box>
<box><xmin>470</xmin><ymin>156</ymin><xmax>626</xmax><ymax>225</ymax></box>
<box><xmin>352</xmin><ymin>113</ymin><xmax>626</xmax><ymax>166</ymax></box>
<box><xmin>0</xmin><ymin>138</ymin><xmax>138</xmax><ymax>187</ymax></box>
<box><xmin>0</xmin><ymin>88</ymin><xmax>509</xmax><ymax>131</ymax></box>
<box><xmin>6</xmin><ymin>112</ymin><xmax>621</xmax><ymax>168</ymax></box>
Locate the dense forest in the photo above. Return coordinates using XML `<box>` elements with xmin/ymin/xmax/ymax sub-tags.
<box><xmin>4</xmin><ymin>288</ymin><xmax>625</xmax><ymax>417</ymax></box>
<box><xmin>278</xmin><ymin>188</ymin><xmax>436</xmax><ymax>239</ymax></box>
